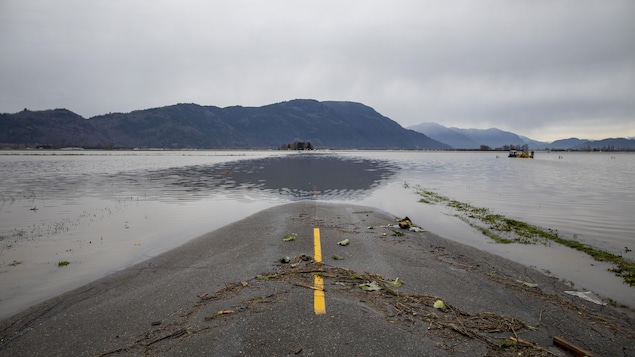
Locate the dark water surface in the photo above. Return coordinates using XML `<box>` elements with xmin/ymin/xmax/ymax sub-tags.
<box><xmin>137</xmin><ymin>154</ymin><xmax>399</xmax><ymax>200</ymax></box>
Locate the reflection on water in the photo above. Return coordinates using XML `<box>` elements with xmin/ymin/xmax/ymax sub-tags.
<box><xmin>1</xmin><ymin>150</ymin><xmax>634</xmax><ymax>319</ymax></box>
<box><xmin>129</xmin><ymin>154</ymin><xmax>399</xmax><ymax>201</ymax></box>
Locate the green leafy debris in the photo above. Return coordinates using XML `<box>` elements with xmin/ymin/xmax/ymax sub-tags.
<box><xmin>282</xmin><ymin>233</ymin><xmax>297</xmax><ymax>242</ymax></box>
<box><xmin>359</xmin><ymin>281</ymin><xmax>382</xmax><ymax>291</ymax></box>
<box><xmin>386</xmin><ymin>277</ymin><xmax>403</xmax><ymax>287</ymax></box>
<box><xmin>337</xmin><ymin>239</ymin><xmax>350</xmax><ymax>246</ymax></box>
<box><xmin>497</xmin><ymin>339</ymin><xmax>516</xmax><ymax>349</ymax></box>
<box><xmin>517</xmin><ymin>280</ymin><xmax>539</xmax><ymax>288</ymax></box>
<box><xmin>57</xmin><ymin>261</ymin><xmax>70</xmax><ymax>267</ymax></box>
<box><xmin>433</xmin><ymin>299</ymin><xmax>446</xmax><ymax>309</ymax></box>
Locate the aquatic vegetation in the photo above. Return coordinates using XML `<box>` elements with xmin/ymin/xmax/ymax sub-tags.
<box><xmin>416</xmin><ymin>188</ymin><xmax>558</xmax><ymax>245</ymax></box>
<box><xmin>552</xmin><ymin>235</ymin><xmax>635</xmax><ymax>286</ymax></box>
<box><xmin>412</xmin><ymin>184</ymin><xmax>635</xmax><ymax>286</ymax></box>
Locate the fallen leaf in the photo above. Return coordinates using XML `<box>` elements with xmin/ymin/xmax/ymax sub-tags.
<box><xmin>359</xmin><ymin>281</ymin><xmax>381</xmax><ymax>291</ymax></box>
<box><xmin>433</xmin><ymin>300</ymin><xmax>446</xmax><ymax>309</ymax></box>
<box><xmin>516</xmin><ymin>280</ymin><xmax>539</xmax><ymax>288</ymax></box>
<box><xmin>386</xmin><ymin>277</ymin><xmax>403</xmax><ymax>287</ymax></box>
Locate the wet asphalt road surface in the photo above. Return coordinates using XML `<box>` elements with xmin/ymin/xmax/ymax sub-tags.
<box><xmin>1</xmin><ymin>201</ymin><xmax>634</xmax><ymax>356</ymax></box>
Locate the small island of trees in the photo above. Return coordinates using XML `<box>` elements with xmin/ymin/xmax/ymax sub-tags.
<box><xmin>279</xmin><ymin>141</ymin><xmax>314</xmax><ymax>150</ymax></box>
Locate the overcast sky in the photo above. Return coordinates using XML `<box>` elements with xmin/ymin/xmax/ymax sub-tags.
<box><xmin>1</xmin><ymin>1</ymin><xmax>634</xmax><ymax>142</ymax></box>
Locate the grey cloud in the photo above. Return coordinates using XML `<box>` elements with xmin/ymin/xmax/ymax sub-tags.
<box><xmin>1</xmin><ymin>0</ymin><xmax>633</xmax><ymax>141</ymax></box>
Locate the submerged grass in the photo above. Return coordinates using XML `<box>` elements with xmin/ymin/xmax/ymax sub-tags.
<box><xmin>411</xmin><ymin>184</ymin><xmax>635</xmax><ymax>286</ymax></box>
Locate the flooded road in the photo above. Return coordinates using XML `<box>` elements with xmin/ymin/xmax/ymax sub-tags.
<box><xmin>1</xmin><ymin>150</ymin><xmax>634</xmax><ymax>318</ymax></box>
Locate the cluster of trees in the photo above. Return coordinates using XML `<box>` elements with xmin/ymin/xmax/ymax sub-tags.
<box><xmin>580</xmin><ymin>145</ymin><xmax>620</xmax><ymax>152</ymax></box>
<box><xmin>279</xmin><ymin>141</ymin><xmax>314</xmax><ymax>150</ymax></box>
<box><xmin>479</xmin><ymin>144</ymin><xmax>529</xmax><ymax>151</ymax></box>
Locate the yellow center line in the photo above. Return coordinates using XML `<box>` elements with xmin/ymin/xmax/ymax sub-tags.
<box><xmin>313</xmin><ymin>227</ymin><xmax>326</xmax><ymax>314</ymax></box>
<box><xmin>313</xmin><ymin>227</ymin><xmax>322</xmax><ymax>262</ymax></box>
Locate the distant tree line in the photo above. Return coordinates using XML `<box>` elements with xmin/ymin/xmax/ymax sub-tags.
<box><xmin>478</xmin><ymin>144</ymin><xmax>529</xmax><ymax>151</ymax></box>
<box><xmin>578</xmin><ymin>145</ymin><xmax>618</xmax><ymax>152</ymax></box>
<box><xmin>279</xmin><ymin>141</ymin><xmax>314</xmax><ymax>150</ymax></box>
<box><xmin>500</xmin><ymin>144</ymin><xmax>529</xmax><ymax>151</ymax></box>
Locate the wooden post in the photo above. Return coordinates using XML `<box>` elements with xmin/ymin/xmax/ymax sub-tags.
<box><xmin>553</xmin><ymin>336</ymin><xmax>596</xmax><ymax>357</ymax></box>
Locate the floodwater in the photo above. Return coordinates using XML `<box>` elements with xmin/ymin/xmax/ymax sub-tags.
<box><xmin>1</xmin><ymin>150</ymin><xmax>633</xmax><ymax>319</ymax></box>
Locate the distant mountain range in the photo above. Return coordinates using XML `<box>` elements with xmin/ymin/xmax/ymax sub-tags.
<box><xmin>1</xmin><ymin>100</ymin><xmax>632</xmax><ymax>151</ymax></box>
<box><xmin>0</xmin><ymin>100</ymin><xmax>448</xmax><ymax>150</ymax></box>
<box><xmin>408</xmin><ymin>122</ymin><xmax>635</xmax><ymax>151</ymax></box>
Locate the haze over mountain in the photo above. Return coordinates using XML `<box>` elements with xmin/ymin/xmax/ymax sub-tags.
<box><xmin>409</xmin><ymin>122</ymin><xmax>528</xmax><ymax>149</ymax></box>
<box><xmin>0</xmin><ymin>100</ymin><xmax>449</xmax><ymax>150</ymax></box>
<box><xmin>552</xmin><ymin>137</ymin><xmax>635</xmax><ymax>151</ymax></box>
<box><xmin>408</xmin><ymin>122</ymin><xmax>635</xmax><ymax>151</ymax></box>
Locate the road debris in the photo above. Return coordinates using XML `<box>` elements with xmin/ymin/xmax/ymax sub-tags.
<box><xmin>359</xmin><ymin>281</ymin><xmax>382</xmax><ymax>291</ymax></box>
<box><xmin>282</xmin><ymin>233</ymin><xmax>297</xmax><ymax>242</ymax></box>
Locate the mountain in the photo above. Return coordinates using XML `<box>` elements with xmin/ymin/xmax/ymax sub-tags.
<box><xmin>408</xmin><ymin>124</ymin><xmax>526</xmax><ymax>149</ymax></box>
<box><xmin>571</xmin><ymin>138</ymin><xmax>635</xmax><ymax>151</ymax></box>
<box><xmin>0</xmin><ymin>108</ymin><xmax>111</xmax><ymax>148</ymax></box>
<box><xmin>533</xmin><ymin>137</ymin><xmax>635</xmax><ymax>151</ymax></box>
<box><xmin>547</xmin><ymin>138</ymin><xmax>590</xmax><ymax>150</ymax></box>
<box><xmin>408</xmin><ymin>123</ymin><xmax>635</xmax><ymax>151</ymax></box>
<box><xmin>519</xmin><ymin>136</ymin><xmax>548</xmax><ymax>149</ymax></box>
<box><xmin>407</xmin><ymin>122</ymin><xmax>479</xmax><ymax>149</ymax></box>
<box><xmin>451</xmin><ymin>128</ymin><xmax>526</xmax><ymax>149</ymax></box>
<box><xmin>0</xmin><ymin>100</ymin><xmax>449</xmax><ymax>150</ymax></box>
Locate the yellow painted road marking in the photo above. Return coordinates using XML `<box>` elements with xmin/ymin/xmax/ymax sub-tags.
<box><xmin>313</xmin><ymin>228</ymin><xmax>326</xmax><ymax>314</ymax></box>
<box><xmin>314</xmin><ymin>275</ymin><xmax>325</xmax><ymax>314</ymax></box>
<box><xmin>313</xmin><ymin>227</ymin><xmax>322</xmax><ymax>263</ymax></box>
